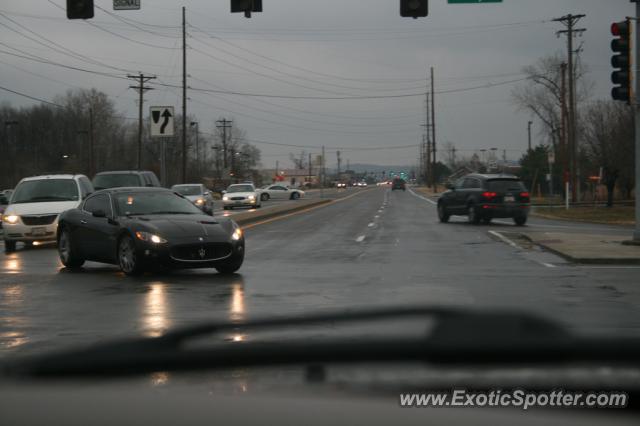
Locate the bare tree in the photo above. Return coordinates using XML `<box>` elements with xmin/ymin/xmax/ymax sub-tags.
<box><xmin>582</xmin><ymin>101</ymin><xmax>634</xmax><ymax>206</ymax></box>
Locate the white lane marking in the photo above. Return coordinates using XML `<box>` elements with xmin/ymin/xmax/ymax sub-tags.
<box><xmin>541</xmin><ymin>262</ymin><xmax>557</xmax><ymax>268</ymax></box>
<box><xmin>408</xmin><ymin>188</ymin><xmax>437</xmax><ymax>205</ymax></box>
<box><xmin>356</xmin><ymin>235</ymin><xmax>366</xmax><ymax>243</ymax></box>
<box><xmin>368</xmin><ymin>222</ymin><xmax>375</xmax><ymax>228</ymax></box>
<box><xmin>488</xmin><ymin>230</ymin><xmax>521</xmax><ymax>250</ymax></box>
<box><xmin>374</xmin><ymin>215</ymin><xmax>379</xmax><ymax>219</ymax></box>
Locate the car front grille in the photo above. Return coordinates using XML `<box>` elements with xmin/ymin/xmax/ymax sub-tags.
<box><xmin>170</xmin><ymin>243</ymin><xmax>232</xmax><ymax>262</ymax></box>
<box><xmin>230</xmin><ymin>196</ymin><xmax>245</xmax><ymax>201</ymax></box>
<box><xmin>21</xmin><ymin>215</ymin><xmax>57</xmax><ymax>226</ymax></box>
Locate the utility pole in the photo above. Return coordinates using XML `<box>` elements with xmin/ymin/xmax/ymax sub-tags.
<box><xmin>308</xmin><ymin>152</ymin><xmax>312</xmax><ymax>187</ymax></box>
<box><xmin>127</xmin><ymin>73</ymin><xmax>156</xmax><ymax>170</ymax></box>
<box><xmin>560</xmin><ymin>62</ymin><xmax>569</xmax><ymax>202</ymax></box>
<box><xmin>336</xmin><ymin>150</ymin><xmax>341</xmax><ymax>178</ymax></box>
<box><xmin>216</xmin><ymin>119</ymin><xmax>233</xmax><ymax>172</ymax></box>
<box><xmin>430</xmin><ymin>67</ymin><xmax>437</xmax><ymax>190</ymax></box>
<box><xmin>321</xmin><ymin>145</ymin><xmax>326</xmax><ymax>197</ymax></box>
<box><xmin>527</xmin><ymin>121</ymin><xmax>533</xmax><ymax>151</ymax></box>
<box><xmin>554</xmin><ymin>14</ymin><xmax>586</xmax><ymax>202</ymax></box>
<box><xmin>181</xmin><ymin>6</ymin><xmax>187</xmax><ymax>183</ymax></box>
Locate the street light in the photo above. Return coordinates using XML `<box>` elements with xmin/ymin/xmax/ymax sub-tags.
<box><xmin>528</xmin><ymin>121</ymin><xmax>533</xmax><ymax>151</ymax></box>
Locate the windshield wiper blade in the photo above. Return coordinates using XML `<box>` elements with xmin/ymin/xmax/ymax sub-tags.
<box><xmin>5</xmin><ymin>306</ymin><xmax>640</xmax><ymax>378</ymax></box>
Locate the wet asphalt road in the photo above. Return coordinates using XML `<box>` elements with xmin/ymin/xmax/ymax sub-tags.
<box><xmin>1</xmin><ymin>186</ymin><xmax>640</xmax><ymax>358</ymax></box>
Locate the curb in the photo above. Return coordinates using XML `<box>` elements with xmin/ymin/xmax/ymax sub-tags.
<box><xmin>513</xmin><ymin>232</ymin><xmax>640</xmax><ymax>265</ymax></box>
<box><xmin>531</xmin><ymin>211</ymin><xmax>635</xmax><ymax>227</ymax></box>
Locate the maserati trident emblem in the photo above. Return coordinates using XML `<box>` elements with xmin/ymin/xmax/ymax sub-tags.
<box><xmin>198</xmin><ymin>248</ymin><xmax>206</xmax><ymax>259</ymax></box>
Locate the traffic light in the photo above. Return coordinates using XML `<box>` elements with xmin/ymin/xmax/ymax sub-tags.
<box><xmin>231</xmin><ymin>0</ymin><xmax>262</xmax><ymax>18</ymax></box>
<box><xmin>400</xmin><ymin>0</ymin><xmax>428</xmax><ymax>19</ymax></box>
<box><xmin>611</xmin><ymin>20</ymin><xmax>632</xmax><ymax>102</ymax></box>
<box><xmin>66</xmin><ymin>0</ymin><xmax>94</xmax><ymax>20</ymax></box>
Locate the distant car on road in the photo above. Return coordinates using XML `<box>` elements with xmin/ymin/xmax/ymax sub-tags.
<box><xmin>2</xmin><ymin>174</ymin><xmax>94</xmax><ymax>253</ymax></box>
<box><xmin>56</xmin><ymin>187</ymin><xmax>244</xmax><ymax>275</ymax></box>
<box><xmin>93</xmin><ymin>170</ymin><xmax>161</xmax><ymax>190</ymax></box>
<box><xmin>391</xmin><ymin>178</ymin><xmax>406</xmax><ymax>191</ymax></box>
<box><xmin>171</xmin><ymin>184</ymin><xmax>214</xmax><ymax>215</ymax></box>
<box><xmin>222</xmin><ymin>183</ymin><xmax>261</xmax><ymax>210</ymax></box>
<box><xmin>336</xmin><ymin>182</ymin><xmax>347</xmax><ymax>188</ymax></box>
<box><xmin>437</xmin><ymin>173</ymin><xmax>530</xmax><ymax>226</ymax></box>
<box><xmin>258</xmin><ymin>184</ymin><xmax>305</xmax><ymax>201</ymax></box>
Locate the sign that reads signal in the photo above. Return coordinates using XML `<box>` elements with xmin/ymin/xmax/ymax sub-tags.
<box><xmin>114</xmin><ymin>0</ymin><xmax>141</xmax><ymax>11</ymax></box>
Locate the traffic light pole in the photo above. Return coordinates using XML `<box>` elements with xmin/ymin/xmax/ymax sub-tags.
<box><xmin>634</xmin><ymin>1</ymin><xmax>640</xmax><ymax>241</ymax></box>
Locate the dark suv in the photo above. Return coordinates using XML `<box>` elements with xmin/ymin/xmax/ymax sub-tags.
<box><xmin>93</xmin><ymin>171</ymin><xmax>161</xmax><ymax>190</ymax></box>
<box><xmin>437</xmin><ymin>174</ymin><xmax>530</xmax><ymax>225</ymax></box>
<box><xmin>391</xmin><ymin>178</ymin><xmax>406</xmax><ymax>191</ymax></box>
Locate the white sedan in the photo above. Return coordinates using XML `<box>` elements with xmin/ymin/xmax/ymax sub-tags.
<box><xmin>258</xmin><ymin>184</ymin><xmax>305</xmax><ymax>201</ymax></box>
<box><xmin>222</xmin><ymin>184</ymin><xmax>261</xmax><ymax>210</ymax></box>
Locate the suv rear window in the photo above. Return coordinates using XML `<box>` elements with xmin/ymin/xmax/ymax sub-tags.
<box><xmin>486</xmin><ymin>179</ymin><xmax>526</xmax><ymax>192</ymax></box>
<box><xmin>93</xmin><ymin>174</ymin><xmax>142</xmax><ymax>190</ymax></box>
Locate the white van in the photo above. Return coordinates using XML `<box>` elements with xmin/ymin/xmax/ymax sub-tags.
<box><xmin>2</xmin><ymin>174</ymin><xmax>94</xmax><ymax>253</ymax></box>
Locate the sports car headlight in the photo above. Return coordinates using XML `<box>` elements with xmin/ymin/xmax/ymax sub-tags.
<box><xmin>3</xmin><ymin>214</ymin><xmax>19</xmax><ymax>224</ymax></box>
<box><xmin>231</xmin><ymin>227</ymin><xmax>243</xmax><ymax>241</ymax></box>
<box><xmin>135</xmin><ymin>231</ymin><xmax>167</xmax><ymax>244</ymax></box>
<box><xmin>223</xmin><ymin>196</ymin><xmax>229</xmax><ymax>201</ymax></box>
<box><xmin>195</xmin><ymin>198</ymin><xmax>205</xmax><ymax>205</ymax></box>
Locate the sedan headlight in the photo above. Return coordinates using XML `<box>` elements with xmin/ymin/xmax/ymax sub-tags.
<box><xmin>3</xmin><ymin>214</ymin><xmax>19</xmax><ymax>224</ymax></box>
<box><xmin>247</xmin><ymin>195</ymin><xmax>255</xmax><ymax>201</ymax></box>
<box><xmin>223</xmin><ymin>196</ymin><xmax>229</xmax><ymax>201</ymax></box>
<box><xmin>195</xmin><ymin>198</ymin><xmax>205</xmax><ymax>205</ymax></box>
<box><xmin>135</xmin><ymin>231</ymin><xmax>167</xmax><ymax>244</ymax></box>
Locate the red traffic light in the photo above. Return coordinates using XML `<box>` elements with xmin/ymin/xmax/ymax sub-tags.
<box><xmin>611</xmin><ymin>21</ymin><xmax>629</xmax><ymax>37</ymax></box>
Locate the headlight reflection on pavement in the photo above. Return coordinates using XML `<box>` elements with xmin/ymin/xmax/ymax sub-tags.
<box><xmin>142</xmin><ymin>282</ymin><xmax>170</xmax><ymax>338</ymax></box>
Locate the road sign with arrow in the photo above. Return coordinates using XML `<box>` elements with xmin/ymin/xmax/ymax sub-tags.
<box><xmin>150</xmin><ymin>106</ymin><xmax>174</xmax><ymax>138</ymax></box>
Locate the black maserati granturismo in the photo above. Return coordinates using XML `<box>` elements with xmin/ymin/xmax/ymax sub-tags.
<box><xmin>56</xmin><ymin>187</ymin><xmax>244</xmax><ymax>275</ymax></box>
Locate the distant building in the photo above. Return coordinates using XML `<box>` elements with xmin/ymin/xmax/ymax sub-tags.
<box><xmin>261</xmin><ymin>169</ymin><xmax>319</xmax><ymax>187</ymax></box>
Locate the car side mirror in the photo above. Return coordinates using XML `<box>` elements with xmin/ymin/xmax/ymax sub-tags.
<box><xmin>222</xmin><ymin>190</ymin><xmax>227</xmax><ymax>194</ymax></box>
<box><xmin>446</xmin><ymin>183</ymin><xmax>455</xmax><ymax>190</ymax></box>
<box><xmin>204</xmin><ymin>191</ymin><xmax>210</xmax><ymax>196</ymax></box>
<box><xmin>92</xmin><ymin>210</ymin><xmax>107</xmax><ymax>218</ymax></box>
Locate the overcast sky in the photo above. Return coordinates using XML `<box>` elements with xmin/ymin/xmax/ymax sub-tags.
<box><xmin>0</xmin><ymin>0</ymin><xmax>635</xmax><ymax>169</ymax></box>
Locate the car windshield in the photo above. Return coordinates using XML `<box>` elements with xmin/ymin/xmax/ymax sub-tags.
<box><xmin>172</xmin><ymin>185</ymin><xmax>202</xmax><ymax>196</ymax></box>
<box><xmin>10</xmin><ymin>179</ymin><xmax>78</xmax><ymax>203</ymax></box>
<box><xmin>93</xmin><ymin>174</ymin><xmax>141</xmax><ymax>190</ymax></box>
<box><xmin>227</xmin><ymin>185</ymin><xmax>254</xmax><ymax>193</ymax></box>
<box><xmin>487</xmin><ymin>179</ymin><xmax>527</xmax><ymax>192</ymax></box>
<box><xmin>114</xmin><ymin>192</ymin><xmax>202</xmax><ymax>216</ymax></box>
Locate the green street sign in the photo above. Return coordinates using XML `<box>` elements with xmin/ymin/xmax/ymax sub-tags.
<box><xmin>448</xmin><ymin>0</ymin><xmax>502</xmax><ymax>3</ymax></box>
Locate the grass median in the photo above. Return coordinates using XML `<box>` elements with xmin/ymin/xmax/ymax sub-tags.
<box><xmin>533</xmin><ymin>205</ymin><xmax>635</xmax><ymax>225</ymax></box>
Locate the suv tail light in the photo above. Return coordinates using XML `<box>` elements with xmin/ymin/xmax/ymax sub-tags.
<box><xmin>482</xmin><ymin>192</ymin><xmax>497</xmax><ymax>199</ymax></box>
<box><xmin>520</xmin><ymin>192</ymin><xmax>530</xmax><ymax>200</ymax></box>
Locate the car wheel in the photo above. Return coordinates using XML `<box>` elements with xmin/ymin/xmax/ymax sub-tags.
<box><xmin>58</xmin><ymin>228</ymin><xmax>85</xmax><ymax>268</ymax></box>
<box><xmin>216</xmin><ymin>251</ymin><xmax>244</xmax><ymax>274</ymax></box>
<box><xmin>261</xmin><ymin>193</ymin><xmax>269</xmax><ymax>201</ymax></box>
<box><xmin>514</xmin><ymin>215</ymin><xmax>528</xmax><ymax>226</ymax></box>
<box><xmin>4</xmin><ymin>240</ymin><xmax>16</xmax><ymax>254</ymax></box>
<box><xmin>437</xmin><ymin>203</ymin><xmax>450</xmax><ymax>223</ymax></box>
<box><xmin>467</xmin><ymin>204</ymin><xmax>481</xmax><ymax>225</ymax></box>
<box><xmin>118</xmin><ymin>235</ymin><xmax>143</xmax><ymax>276</ymax></box>
<box><xmin>291</xmin><ymin>192</ymin><xmax>300</xmax><ymax>200</ymax></box>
